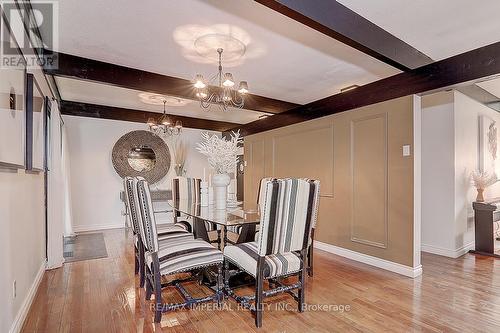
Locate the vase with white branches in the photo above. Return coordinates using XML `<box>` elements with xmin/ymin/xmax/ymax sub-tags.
<box><xmin>196</xmin><ymin>131</ymin><xmax>242</xmax><ymax>209</ymax></box>
<box><xmin>471</xmin><ymin>170</ymin><xmax>498</xmax><ymax>202</ymax></box>
<box><xmin>172</xmin><ymin>140</ymin><xmax>187</xmax><ymax>176</ymax></box>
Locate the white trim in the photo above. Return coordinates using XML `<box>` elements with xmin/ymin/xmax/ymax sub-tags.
<box><xmin>413</xmin><ymin>95</ymin><xmax>422</xmax><ymax>268</ymax></box>
<box><xmin>421</xmin><ymin>242</ymin><xmax>474</xmax><ymax>258</ymax></box>
<box><xmin>9</xmin><ymin>261</ymin><xmax>46</xmax><ymax>333</ymax></box>
<box><xmin>314</xmin><ymin>241</ymin><xmax>422</xmax><ymax>278</ymax></box>
<box><xmin>73</xmin><ymin>223</ymin><xmax>124</xmax><ymax>233</ymax></box>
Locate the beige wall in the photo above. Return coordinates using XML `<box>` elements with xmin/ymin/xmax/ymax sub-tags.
<box><xmin>244</xmin><ymin>96</ymin><xmax>417</xmax><ymax>267</ymax></box>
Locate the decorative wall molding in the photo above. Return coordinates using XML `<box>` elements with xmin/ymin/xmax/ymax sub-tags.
<box><xmin>271</xmin><ymin>123</ymin><xmax>335</xmax><ymax>197</ymax></box>
<box><xmin>350</xmin><ymin>113</ymin><xmax>388</xmax><ymax>248</ymax></box>
<box><xmin>9</xmin><ymin>261</ymin><xmax>46</xmax><ymax>333</ymax></box>
<box><xmin>314</xmin><ymin>241</ymin><xmax>422</xmax><ymax>278</ymax></box>
<box><xmin>421</xmin><ymin>242</ymin><xmax>475</xmax><ymax>258</ymax></box>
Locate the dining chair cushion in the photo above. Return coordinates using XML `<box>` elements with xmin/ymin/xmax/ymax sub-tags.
<box><xmin>224</xmin><ymin>241</ymin><xmax>301</xmax><ymax>279</ymax></box>
<box><xmin>146</xmin><ymin>238</ymin><xmax>223</xmax><ymax>275</ymax></box>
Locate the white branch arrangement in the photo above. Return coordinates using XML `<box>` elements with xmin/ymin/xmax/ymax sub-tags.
<box><xmin>470</xmin><ymin>170</ymin><xmax>498</xmax><ymax>190</ymax></box>
<box><xmin>196</xmin><ymin>131</ymin><xmax>242</xmax><ymax>174</ymax></box>
<box><xmin>172</xmin><ymin>139</ymin><xmax>187</xmax><ymax>176</ymax></box>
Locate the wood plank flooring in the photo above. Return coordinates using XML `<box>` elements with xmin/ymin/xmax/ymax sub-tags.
<box><xmin>21</xmin><ymin>228</ymin><xmax>500</xmax><ymax>332</ymax></box>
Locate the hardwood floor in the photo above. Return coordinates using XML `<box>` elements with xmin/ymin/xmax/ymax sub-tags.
<box><xmin>22</xmin><ymin>228</ymin><xmax>500</xmax><ymax>332</ymax></box>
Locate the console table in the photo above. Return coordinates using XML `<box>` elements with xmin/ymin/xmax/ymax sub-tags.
<box><xmin>471</xmin><ymin>199</ymin><xmax>500</xmax><ymax>258</ymax></box>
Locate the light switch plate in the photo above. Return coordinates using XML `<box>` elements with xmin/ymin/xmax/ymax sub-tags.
<box><xmin>402</xmin><ymin>145</ymin><xmax>411</xmax><ymax>157</ymax></box>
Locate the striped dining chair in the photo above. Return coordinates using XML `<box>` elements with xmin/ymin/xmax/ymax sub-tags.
<box><xmin>135</xmin><ymin>178</ymin><xmax>224</xmax><ymax>323</ymax></box>
<box><xmin>123</xmin><ymin>176</ymin><xmax>193</xmax><ymax>287</ymax></box>
<box><xmin>223</xmin><ymin>178</ymin><xmax>320</xmax><ymax>327</ymax></box>
<box><xmin>172</xmin><ymin>176</ymin><xmax>221</xmax><ymax>246</ymax></box>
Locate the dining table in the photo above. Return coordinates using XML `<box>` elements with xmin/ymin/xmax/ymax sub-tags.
<box><xmin>168</xmin><ymin>198</ymin><xmax>261</xmax><ymax>247</ymax></box>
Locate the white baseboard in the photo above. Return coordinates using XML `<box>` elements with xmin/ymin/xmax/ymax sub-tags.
<box><xmin>314</xmin><ymin>241</ymin><xmax>422</xmax><ymax>278</ymax></box>
<box><xmin>421</xmin><ymin>242</ymin><xmax>474</xmax><ymax>258</ymax></box>
<box><xmin>73</xmin><ymin>223</ymin><xmax>125</xmax><ymax>233</ymax></box>
<box><xmin>9</xmin><ymin>261</ymin><xmax>46</xmax><ymax>333</ymax></box>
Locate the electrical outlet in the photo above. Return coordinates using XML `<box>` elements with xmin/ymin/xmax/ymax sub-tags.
<box><xmin>13</xmin><ymin>280</ymin><xmax>16</xmax><ymax>299</ymax></box>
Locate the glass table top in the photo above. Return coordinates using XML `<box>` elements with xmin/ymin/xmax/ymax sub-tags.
<box><xmin>168</xmin><ymin>199</ymin><xmax>260</xmax><ymax>226</ymax></box>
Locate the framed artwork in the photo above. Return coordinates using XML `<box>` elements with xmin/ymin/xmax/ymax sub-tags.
<box><xmin>25</xmin><ymin>73</ymin><xmax>46</xmax><ymax>171</ymax></box>
<box><xmin>479</xmin><ymin>115</ymin><xmax>498</xmax><ymax>176</ymax></box>
<box><xmin>0</xmin><ymin>9</ymin><xmax>27</xmax><ymax>169</ymax></box>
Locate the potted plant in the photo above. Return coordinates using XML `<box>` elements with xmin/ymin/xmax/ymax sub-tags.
<box><xmin>196</xmin><ymin>131</ymin><xmax>241</xmax><ymax>209</ymax></box>
<box><xmin>470</xmin><ymin>170</ymin><xmax>498</xmax><ymax>202</ymax></box>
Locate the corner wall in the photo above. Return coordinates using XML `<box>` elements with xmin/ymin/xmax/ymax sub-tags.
<box><xmin>421</xmin><ymin>90</ymin><xmax>498</xmax><ymax>257</ymax></box>
<box><xmin>244</xmin><ymin>95</ymin><xmax>420</xmax><ymax>276</ymax></box>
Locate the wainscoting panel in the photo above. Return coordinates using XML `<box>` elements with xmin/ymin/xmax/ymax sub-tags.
<box><xmin>272</xmin><ymin>124</ymin><xmax>334</xmax><ymax>197</ymax></box>
<box><xmin>350</xmin><ymin>114</ymin><xmax>388</xmax><ymax>248</ymax></box>
<box><xmin>243</xmin><ymin>95</ymin><xmax>416</xmax><ymax>268</ymax></box>
<box><xmin>244</xmin><ymin>139</ymin><xmax>265</xmax><ymax>207</ymax></box>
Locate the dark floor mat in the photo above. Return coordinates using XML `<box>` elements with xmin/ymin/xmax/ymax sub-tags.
<box><xmin>63</xmin><ymin>233</ymin><xmax>108</xmax><ymax>263</ymax></box>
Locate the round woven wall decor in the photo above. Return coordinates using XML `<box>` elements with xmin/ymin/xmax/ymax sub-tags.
<box><xmin>111</xmin><ymin>130</ymin><xmax>170</xmax><ymax>184</ymax></box>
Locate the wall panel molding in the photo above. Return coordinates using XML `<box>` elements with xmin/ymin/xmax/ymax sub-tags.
<box><xmin>350</xmin><ymin>113</ymin><xmax>388</xmax><ymax>249</ymax></box>
<box><xmin>271</xmin><ymin>124</ymin><xmax>335</xmax><ymax>197</ymax></box>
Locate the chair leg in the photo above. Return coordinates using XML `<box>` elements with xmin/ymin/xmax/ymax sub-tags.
<box><xmin>145</xmin><ymin>275</ymin><xmax>153</xmax><ymax>300</ymax></box>
<box><xmin>134</xmin><ymin>252</ymin><xmax>139</xmax><ymax>275</ymax></box>
<box><xmin>139</xmin><ymin>242</ymin><xmax>146</xmax><ymax>287</ymax></box>
<box><xmin>307</xmin><ymin>244</ymin><xmax>314</xmax><ymax>277</ymax></box>
<box><xmin>224</xmin><ymin>260</ymin><xmax>230</xmax><ymax>291</ymax></box>
<box><xmin>308</xmin><ymin>229</ymin><xmax>315</xmax><ymax>277</ymax></box>
<box><xmin>255</xmin><ymin>257</ymin><xmax>264</xmax><ymax>328</ymax></box>
<box><xmin>217</xmin><ymin>263</ymin><xmax>223</xmax><ymax>305</ymax></box>
<box><xmin>216</xmin><ymin>229</ymin><xmax>222</xmax><ymax>250</ymax></box>
<box><xmin>298</xmin><ymin>249</ymin><xmax>306</xmax><ymax>312</ymax></box>
<box><xmin>151</xmin><ymin>254</ymin><xmax>163</xmax><ymax>323</ymax></box>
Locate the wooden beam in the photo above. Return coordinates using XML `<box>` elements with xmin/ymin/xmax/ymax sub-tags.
<box><xmin>43</xmin><ymin>50</ymin><xmax>300</xmax><ymax>114</ymax></box>
<box><xmin>255</xmin><ymin>0</ymin><xmax>433</xmax><ymax>70</ymax></box>
<box><xmin>60</xmin><ymin>101</ymin><xmax>239</xmax><ymax>132</ymax></box>
<box><xmin>229</xmin><ymin>42</ymin><xmax>500</xmax><ymax>136</ymax></box>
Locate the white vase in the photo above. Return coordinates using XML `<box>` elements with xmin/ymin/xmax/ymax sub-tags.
<box><xmin>212</xmin><ymin>173</ymin><xmax>230</xmax><ymax>210</ymax></box>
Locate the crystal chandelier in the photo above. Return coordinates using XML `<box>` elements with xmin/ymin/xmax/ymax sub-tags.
<box><xmin>147</xmin><ymin>100</ymin><xmax>182</xmax><ymax>137</ymax></box>
<box><xmin>193</xmin><ymin>48</ymin><xmax>249</xmax><ymax>112</ymax></box>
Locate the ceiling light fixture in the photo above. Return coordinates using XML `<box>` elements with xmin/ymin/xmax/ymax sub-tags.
<box><xmin>147</xmin><ymin>100</ymin><xmax>182</xmax><ymax>137</ymax></box>
<box><xmin>193</xmin><ymin>48</ymin><xmax>248</xmax><ymax>112</ymax></box>
<box><xmin>340</xmin><ymin>84</ymin><xmax>360</xmax><ymax>93</ymax></box>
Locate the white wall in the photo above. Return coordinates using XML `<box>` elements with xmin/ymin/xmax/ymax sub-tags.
<box><xmin>63</xmin><ymin>116</ymin><xmax>216</xmax><ymax>232</ymax></box>
<box><xmin>0</xmin><ymin>52</ymin><xmax>58</xmax><ymax>333</ymax></box>
<box><xmin>421</xmin><ymin>91</ymin><xmax>456</xmax><ymax>253</ymax></box>
<box><xmin>421</xmin><ymin>90</ymin><xmax>499</xmax><ymax>258</ymax></box>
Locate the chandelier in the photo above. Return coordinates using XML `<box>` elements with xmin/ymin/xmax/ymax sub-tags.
<box><xmin>147</xmin><ymin>100</ymin><xmax>182</xmax><ymax>137</ymax></box>
<box><xmin>193</xmin><ymin>48</ymin><xmax>249</xmax><ymax>112</ymax></box>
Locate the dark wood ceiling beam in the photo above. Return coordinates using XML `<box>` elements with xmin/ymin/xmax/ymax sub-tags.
<box><xmin>43</xmin><ymin>50</ymin><xmax>299</xmax><ymax>114</ymax></box>
<box><xmin>255</xmin><ymin>0</ymin><xmax>433</xmax><ymax>70</ymax></box>
<box><xmin>60</xmin><ymin>101</ymin><xmax>239</xmax><ymax>132</ymax></box>
<box><xmin>229</xmin><ymin>42</ymin><xmax>500</xmax><ymax>136</ymax></box>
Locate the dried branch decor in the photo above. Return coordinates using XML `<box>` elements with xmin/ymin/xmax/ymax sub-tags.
<box><xmin>471</xmin><ymin>170</ymin><xmax>498</xmax><ymax>202</ymax></box>
<box><xmin>172</xmin><ymin>140</ymin><xmax>187</xmax><ymax>176</ymax></box>
<box><xmin>196</xmin><ymin>131</ymin><xmax>242</xmax><ymax>174</ymax></box>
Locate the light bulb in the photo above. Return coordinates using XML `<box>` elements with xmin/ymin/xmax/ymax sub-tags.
<box><xmin>194</xmin><ymin>74</ymin><xmax>206</xmax><ymax>88</ymax></box>
<box><xmin>223</xmin><ymin>73</ymin><xmax>235</xmax><ymax>87</ymax></box>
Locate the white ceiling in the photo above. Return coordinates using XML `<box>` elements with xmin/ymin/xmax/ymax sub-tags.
<box><xmin>337</xmin><ymin>0</ymin><xmax>500</xmax><ymax>61</ymax></box>
<box><xmin>477</xmin><ymin>77</ymin><xmax>500</xmax><ymax>99</ymax></box>
<box><xmin>55</xmin><ymin>76</ymin><xmax>266</xmax><ymax>124</ymax></box>
<box><xmin>44</xmin><ymin>0</ymin><xmax>399</xmax><ymax>107</ymax></box>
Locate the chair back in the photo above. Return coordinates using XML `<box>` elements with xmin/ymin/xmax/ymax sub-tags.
<box><xmin>123</xmin><ymin>176</ymin><xmax>141</xmax><ymax>235</ymax></box>
<box><xmin>172</xmin><ymin>177</ymin><xmax>201</xmax><ymax>203</ymax></box>
<box><xmin>135</xmin><ymin>178</ymin><xmax>159</xmax><ymax>253</ymax></box>
<box><xmin>257</xmin><ymin>177</ymin><xmax>274</xmax><ymax>212</ymax></box>
<box><xmin>257</xmin><ymin>178</ymin><xmax>320</xmax><ymax>256</ymax></box>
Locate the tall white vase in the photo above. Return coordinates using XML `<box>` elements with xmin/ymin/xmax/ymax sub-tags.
<box><xmin>212</xmin><ymin>173</ymin><xmax>230</xmax><ymax>210</ymax></box>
